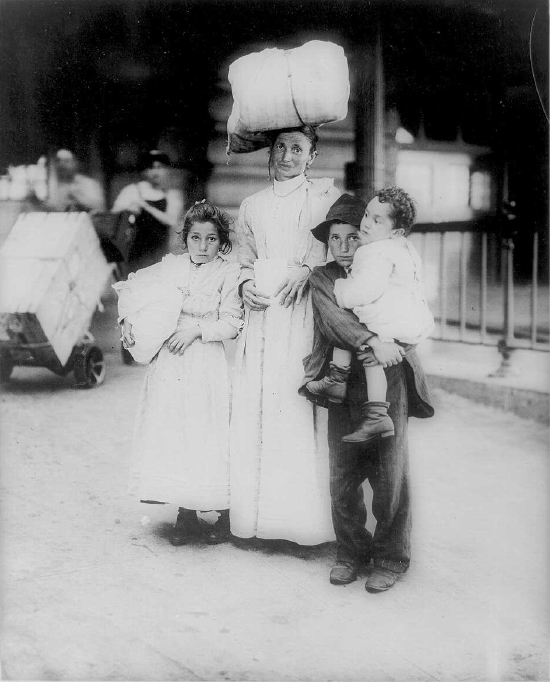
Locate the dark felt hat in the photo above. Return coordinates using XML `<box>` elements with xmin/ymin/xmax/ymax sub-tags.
<box><xmin>311</xmin><ymin>194</ymin><xmax>366</xmax><ymax>244</ymax></box>
<box><xmin>138</xmin><ymin>150</ymin><xmax>172</xmax><ymax>171</ymax></box>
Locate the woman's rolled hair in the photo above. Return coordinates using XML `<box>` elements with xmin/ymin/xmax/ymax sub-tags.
<box><xmin>267</xmin><ymin>125</ymin><xmax>319</xmax><ymax>152</ymax></box>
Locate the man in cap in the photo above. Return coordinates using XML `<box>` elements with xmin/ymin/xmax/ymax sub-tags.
<box><xmin>299</xmin><ymin>193</ymin><xmax>434</xmax><ymax>593</ymax></box>
<box><xmin>40</xmin><ymin>149</ymin><xmax>106</xmax><ymax>213</ymax></box>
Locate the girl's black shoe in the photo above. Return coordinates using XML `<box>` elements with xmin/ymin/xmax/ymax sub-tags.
<box><xmin>170</xmin><ymin>508</ymin><xmax>200</xmax><ymax>546</ymax></box>
<box><xmin>203</xmin><ymin>510</ymin><xmax>230</xmax><ymax>545</ymax></box>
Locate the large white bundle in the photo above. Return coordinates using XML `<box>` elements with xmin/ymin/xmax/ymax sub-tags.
<box><xmin>113</xmin><ymin>276</ymin><xmax>184</xmax><ymax>365</ymax></box>
<box><xmin>227</xmin><ymin>40</ymin><xmax>349</xmax><ymax>154</ymax></box>
<box><xmin>253</xmin><ymin>258</ymin><xmax>287</xmax><ymax>297</ymax></box>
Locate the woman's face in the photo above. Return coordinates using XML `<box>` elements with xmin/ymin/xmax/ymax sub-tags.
<box><xmin>144</xmin><ymin>161</ymin><xmax>169</xmax><ymax>189</ymax></box>
<box><xmin>270</xmin><ymin>132</ymin><xmax>315</xmax><ymax>182</ymax></box>
<box><xmin>186</xmin><ymin>221</ymin><xmax>221</xmax><ymax>263</ymax></box>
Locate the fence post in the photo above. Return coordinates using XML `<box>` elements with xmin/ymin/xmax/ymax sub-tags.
<box><xmin>439</xmin><ymin>232</ymin><xmax>447</xmax><ymax>339</ymax></box>
<box><xmin>489</xmin><ymin>201</ymin><xmax>518</xmax><ymax>377</ymax></box>
<box><xmin>480</xmin><ymin>232</ymin><xmax>488</xmax><ymax>344</ymax></box>
<box><xmin>530</xmin><ymin>231</ymin><xmax>539</xmax><ymax>347</ymax></box>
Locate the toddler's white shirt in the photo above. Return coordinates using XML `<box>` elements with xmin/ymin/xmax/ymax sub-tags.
<box><xmin>333</xmin><ymin>236</ymin><xmax>434</xmax><ymax>344</ymax></box>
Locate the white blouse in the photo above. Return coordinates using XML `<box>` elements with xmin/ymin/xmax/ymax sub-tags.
<box><xmin>236</xmin><ymin>174</ymin><xmax>340</xmax><ymax>283</ymax></box>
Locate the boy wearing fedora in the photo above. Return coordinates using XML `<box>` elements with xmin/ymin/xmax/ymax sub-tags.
<box><xmin>299</xmin><ymin>193</ymin><xmax>434</xmax><ymax>592</ymax></box>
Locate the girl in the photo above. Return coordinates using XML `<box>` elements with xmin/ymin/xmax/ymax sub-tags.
<box><xmin>114</xmin><ymin>201</ymin><xmax>243</xmax><ymax>545</ymax></box>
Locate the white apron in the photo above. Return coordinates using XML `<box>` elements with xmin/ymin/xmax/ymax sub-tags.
<box><xmin>230</xmin><ymin>175</ymin><xmax>339</xmax><ymax>543</ymax></box>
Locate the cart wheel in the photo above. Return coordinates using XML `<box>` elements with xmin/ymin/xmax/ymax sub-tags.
<box><xmin>0</xmin><ymin>352</ymin><xmax>14</xmax><ymax>383</ymax></box>
<box><xmin>74</xmin><ymin>346</ymin><xmax>106</xmax><ymax>388</ymax></box>
<box><xmin>121</xmin><ymin>342</ymin><xmax>135</xmax><ymax>365</ymax></box>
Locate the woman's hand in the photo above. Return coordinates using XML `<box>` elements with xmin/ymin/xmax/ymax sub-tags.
<box><xmin>167</xmin><ymin>327</ymin><xmax>201</xmax><ymax>355</ymax></box>
<box><xmin>167</xmin><ymin>326</ymin><xmax>201</xmax><ymax>355</ymax></box>
<box><xmin>358</xmin><ymin>338</ymin><xmax>406</xmax><ymax>368</ymax></box>
<box><xmin>121</xmin><ymin>319</ymin><xmax>135</xmax><ymax>348</ymax></box>
<box><xmin>274</xmin><ymin>266</ymin><xmax>310</xmax><ymax>308</ymax></box>
<box><xmin>127</xmin><ymin>200</ymin><xmax>143</xmax><ymax>215</ymax></box>
<box><xmin>241</xmin><ymin>280</ymin><xmax>271</xmax><ymax>311</ymax></box>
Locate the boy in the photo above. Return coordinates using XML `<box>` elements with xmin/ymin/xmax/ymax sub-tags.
<box><xmin>306</xmin><ymin>187</ymin><xmax>434</xmax><ymax>442</ymax></box>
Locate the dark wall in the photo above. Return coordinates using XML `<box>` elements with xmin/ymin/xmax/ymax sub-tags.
<box><xmin>1</xmin><ymin>0</ymin><xmax>547</xmax><ymax>261</ymax></box>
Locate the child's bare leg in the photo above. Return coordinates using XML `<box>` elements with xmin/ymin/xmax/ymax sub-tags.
<box><xmin>306</xmin><ymin>347</ymin><xmax>351</xmax><ymax>404</ymax></box>
<box><xmin>333</xmin><ymin>347</ymin><xmax>352</xmax><ymax>367</ymax></box>
<box><xmin>364</xmin><ymin>363</ymin><xmax>388</xmax><ymax>402</ymax></box>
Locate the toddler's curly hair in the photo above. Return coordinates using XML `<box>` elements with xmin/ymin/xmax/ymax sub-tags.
<box><xmin>376</xmin><ymin>187</ymin><xmax>417</xmax><ymax>236</ymax></box>
<box><xmin>180</xmin><ymin>200</ymin><xmax>233</xmax><ymax>254</ymax></box>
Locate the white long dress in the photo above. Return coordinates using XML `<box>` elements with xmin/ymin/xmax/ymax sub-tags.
<box><xmin>117</xmin><ymin>254</ymin><xmax>243</xmax><ymax>510</ymax></box>
<box><xmin>230</xmin><ymin>174</ymin><xmax>340</xmax><ymax>544</ymax></box>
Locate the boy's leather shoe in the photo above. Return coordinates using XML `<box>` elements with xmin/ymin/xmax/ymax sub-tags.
<box><xmin>330</xmin><ymin>562</ymin><xmax>359</xmax><ymax>585</ymax></box>
<box><xmin>365</xmin><ymin>566</ymin><xmax>401</xmax><ymax>593</ymax></box>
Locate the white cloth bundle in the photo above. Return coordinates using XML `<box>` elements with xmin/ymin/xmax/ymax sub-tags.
<box><xmin>113</xmin><ymin>276</ymin><xmax>184</xmax><ymax>365</ymax></box>
<box><xmin>253</xmin><ymin>258</ymin><xmax>288</xmax><ymax>298</ymax></box>
<box><xmin>227</xmin><ymin>40</ymin><xmax>350</xmax><ymax>154</ymax></box>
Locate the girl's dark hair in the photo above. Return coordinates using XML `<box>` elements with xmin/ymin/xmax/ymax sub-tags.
<box><xmin>180</xmin><ymin>200</ymin><xmax>233</xmax><ymax>254</ymax></box>
<box><xmin>375</xmin><ymin>186</ymin><xmax>417</xmax><ymax>236</ymax></box>
<box><xmin>267</xmin><ymin>125</ymin><xmax>319</xmax><ymax>153</ymax></box>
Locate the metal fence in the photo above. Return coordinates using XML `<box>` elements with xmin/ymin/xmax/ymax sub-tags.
<box><xmin>410</xmin><ymin>220</ymin><xmax>549</xmax><ymax>372</ymax></box>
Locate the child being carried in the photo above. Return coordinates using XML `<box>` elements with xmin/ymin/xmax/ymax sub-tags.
<box><xmin>306</xmin><ymin>186</ymin><xmax>434</xmax><ymax>443</ymax></box>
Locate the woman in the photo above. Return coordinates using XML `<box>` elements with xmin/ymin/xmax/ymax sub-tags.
<box><xmin>229</xmin><ymin>125</ymin><xmax>340</xmax><ymax>545</ymax></box>
<box><xmin>111</xmin><ymin>150</ymin><xmax>184</xmax><ymax>269</ymax></box>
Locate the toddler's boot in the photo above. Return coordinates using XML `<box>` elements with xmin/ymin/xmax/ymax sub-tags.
<box><xmin>306</xmin><ymin>362</ymin><xmax>351</xmax><ymax>404</ymax></box>
<box><xmin>342</xmin><ymin>401</ymin><xmax>395</xmax><ymax>443</ymax></box>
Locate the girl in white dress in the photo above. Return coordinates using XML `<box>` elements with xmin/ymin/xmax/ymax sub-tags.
<box><xmin>115</xmin><ymin>201</ymin><xmax>243</xmax><ymax>546</ymax></box>
<box><xmin>230</xmin><ymin>126</ymin><xmax>340</xmax><ymax>545</ymax></box>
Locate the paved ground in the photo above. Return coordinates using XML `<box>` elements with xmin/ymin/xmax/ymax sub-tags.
<box><xmin>416</xmin><ymin>339</ymin><xmax>550</xmax><ymax>424</ymax></box>
<box><xmin>0</xmin><ymin>289</ymin><xmax>548</xmax><ymax>681</ymax></box>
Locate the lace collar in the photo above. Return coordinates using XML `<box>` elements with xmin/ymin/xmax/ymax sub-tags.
<box><xmin>272</xmin><ymin>174</ymin><xmax>308</xmax><ymax>197</ymax></box>
<box><xmin>185</xmin><ymin>253</ymin><xmax>223</xmax><ymax>270</ymax></box>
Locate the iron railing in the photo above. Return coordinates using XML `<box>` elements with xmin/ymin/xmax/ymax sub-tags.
<box><xmin>410</xmin><ymin>219</ymin><xmax>548</xmax><ymax>373</ymax></box>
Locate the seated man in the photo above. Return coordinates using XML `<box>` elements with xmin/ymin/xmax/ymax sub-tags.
<box><xmin>299</xmin><ymin>194</ymin><xmax>434</xmax><ymax>593</ymax></box>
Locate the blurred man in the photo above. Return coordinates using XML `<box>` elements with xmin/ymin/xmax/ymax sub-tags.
<box><xmin>39</xmin><ymin>149</ymin><xmax>106</xmax><ymax>213</ymax></box>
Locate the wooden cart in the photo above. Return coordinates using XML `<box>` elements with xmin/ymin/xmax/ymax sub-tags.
<box><xmin>0</xmin><ymin>212</ymin><xmax>113</xmax><ymax>387</ymax></box>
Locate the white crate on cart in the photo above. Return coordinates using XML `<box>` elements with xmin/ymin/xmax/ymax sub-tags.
<box><xmin>0</xmin><ymin>212</ymin><xmax>112</xmax><ymax>367</ymax></box>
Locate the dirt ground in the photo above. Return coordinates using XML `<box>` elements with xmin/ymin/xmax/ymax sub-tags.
<box><xmin>0</xmin><ymin>289</ymin><xmax>548</xmax><ymax>681</ymax></box>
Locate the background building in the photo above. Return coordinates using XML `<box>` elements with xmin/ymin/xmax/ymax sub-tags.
<box><xmin>0</xmin><ymin>0</ymin><xmax>548</xmax><ymax>299</ymax></box>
